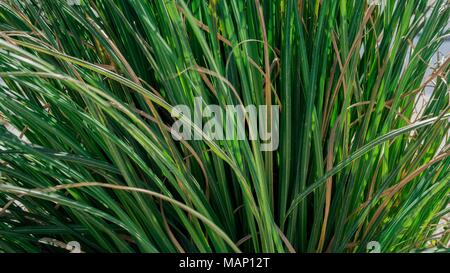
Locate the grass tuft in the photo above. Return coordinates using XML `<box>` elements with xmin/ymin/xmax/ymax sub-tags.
<box><xmin>0</xmin><ymin>0</ymin><xmax>448</xmax><ymax>253</ymax></box>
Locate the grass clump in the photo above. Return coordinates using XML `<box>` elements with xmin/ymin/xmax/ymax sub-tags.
<box><xmin>0</xmin><ymin>0</ymin><xmax>448</xmax><ymax>253</ymax></box>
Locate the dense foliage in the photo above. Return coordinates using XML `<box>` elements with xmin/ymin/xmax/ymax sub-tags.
<box><xmin>0</xmin><ymin>0</ymin><xmax>448</xmax><ymax>253</ymax></box>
